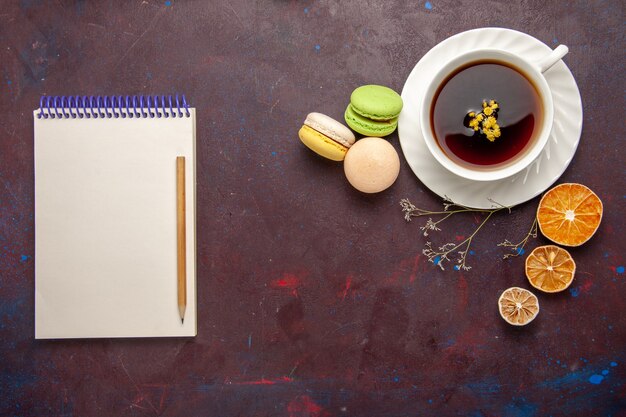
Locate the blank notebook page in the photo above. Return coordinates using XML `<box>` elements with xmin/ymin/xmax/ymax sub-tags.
<box><xmin>34</xmin><ymin>109</ymin><xmax>197</xmax><ymax>338</ymax></box>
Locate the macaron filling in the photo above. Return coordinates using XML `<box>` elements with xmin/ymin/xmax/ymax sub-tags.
<box><xmin>303</xmin><ymin>112</ymin><xmax>355</xmax><ymax>148</ymax></box>
<box><xmin>344</xmin><ymin>105</ymin><xmax>398</xmax><ymax>137</ymax></box>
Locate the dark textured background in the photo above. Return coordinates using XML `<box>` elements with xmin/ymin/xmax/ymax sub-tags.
<box><xmin>0</xmin><ymin>1</ymin><xmax>624</xmax><ymax>416</ymax></box>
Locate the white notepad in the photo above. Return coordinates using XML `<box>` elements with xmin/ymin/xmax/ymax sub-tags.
<box><xmin>34</xmin><ymin>96</ymin><xmax>196</xmax><ymax>338</ymax></box>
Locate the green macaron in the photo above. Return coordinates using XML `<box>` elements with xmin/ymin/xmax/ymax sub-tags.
<box><xmin>349</xmin><ymin>85</ymin><xmax>403</xmax><ymax>121</ymax></box>
<box><xmin>344</xmin><ymin>104</ymin><xmax>398</xmax><ymax>137</ymax></box>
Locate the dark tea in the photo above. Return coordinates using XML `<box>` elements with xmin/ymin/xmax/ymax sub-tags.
<box><xmin>430</xmin><ymin>60</ymin><xmax>543</xmax><ymax>168</ymax></box>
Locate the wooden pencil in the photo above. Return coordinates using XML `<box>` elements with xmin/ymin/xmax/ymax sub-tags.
<box><xmin>176</xmin><ymin>156</ymin><xmax>187</xmax><ymax>324</ymax></box>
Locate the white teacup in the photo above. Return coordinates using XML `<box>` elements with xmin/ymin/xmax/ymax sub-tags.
<box><xmin>420</xmin><ymin>45</ymin><xmax>568</xmax><ymax>182</ymax></box>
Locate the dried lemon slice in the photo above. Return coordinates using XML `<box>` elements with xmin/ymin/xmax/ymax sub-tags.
<box><xmin>537</xmin><ymin>183</ymin><xmax>603</xmax><ymax>246</ymax></box>
<box><xmin>498</xmin><ymin>287</ymin><xmax>540</xmax><ymax>326</ymax></box>
<box><xmin>525</xmin><ymin>245</ymin><xmax>576</xmax><ymax>293</ymax></box>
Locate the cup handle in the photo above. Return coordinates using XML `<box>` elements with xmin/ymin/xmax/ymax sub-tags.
<box><xmin>536</xmin><ymin>45</ymin><xmax>569</xmax><ymax>73</ymax></box>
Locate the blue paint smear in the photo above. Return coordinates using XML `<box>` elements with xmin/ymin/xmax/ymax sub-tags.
<box><xmin>616</xmin><ymin>266</ymin><xmax>624</xmax><ymax>274</ymax></box>
<box><xmin>195</xmin><ymin>383</ymin><xmax>213</xmax><ymax>392</ymax></box>
<box><xmin>569</xmin><ymin>287</ymin><xmax>580</xmax><ymax>297</ymax></box>
<box><xmin>164</xmin><ymin>0</ymin><xmax>172</xmax><ymax>6</ymax></box>
<box><xmin>425</xmin><ymin>1</ymin><xmax>433</xmax><ymax>10</ymax></box>
<box><xmin>20</xmin><ymin>255</ymin><xmax>30</xmax><ymax>263</ymax></box>
<box><xmin>469</xmin><ymin>250</ymin><xmax>475</xmax><ymax>255</ymax></box>
<box><xmin>20</xmin><ymin>0</ymin><xmax>43</xmax><ymax>10</ymax></box>
<box><xmin>466</xmin><ymin>378</ymin><xmax>501</xmax><ymax>394</ymax></box>
<box><xmin>454</xmin><ymin>265</ymin><xmax>460</xmax><ymax>270</ymax></box>
<box><xmin>75</xmin><ymin>0</ymin><xmax>85</xmax><ymax>15</ymax></box>
<box><xmin>0</xmin><ymin>294</ymin><xmax>28</xmax><ymax>330</ymax></box>
<box><xmin>314</xmin><ymin>44</ymin><xmax>321</xmax><ymax>51</ymax></box>
<box><xmin>589</xmin><ymin>374</ymin><xmax>604</xmax><ymax>384</ymax></box>
<box><xmin>304</xmin><ymin>7</ymin><xmax>309</xmax><ymax>14</ymax></box>
<box><xmin>516</xmin><ymin>247</ymin><xmax>525</xmax><ymax>255</ymax></box>
<box><xmin>601</xmin><ymin>370</ymin><xmax>609</xmax><ymax>376</ymax></box>
<box><xmin>504</xmin><ymin>397</ymin><xmax>538</xmax><ymax>417</ymax></box>
<box><xmin>611</xmin><ymin>361</ymin><xmax>617</xmax><ymax>367</ymax></box>
<box><xmin>541</xmin><ymin>369</ymin><xmax>591</xmax><ymax>388</ymax></box>
<box><xmin>433</xmin><ymin>256</ymin><xmax>441</xmax><ymax>265</ymax></box>
<box><xmin>1</xmin><ymin>371</ymin><xmax>38</xmax><ymax>390</ymax></box>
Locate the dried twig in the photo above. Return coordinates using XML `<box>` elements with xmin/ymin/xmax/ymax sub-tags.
<box><xmin>498</xmin><ymin>218</ymin><xmax>538</xmax><ymax>259</ymax></box>
<box><xmin>400</xmin><ymin>197</ymin><xmax>512</xmax><ymax>270</ymax></box>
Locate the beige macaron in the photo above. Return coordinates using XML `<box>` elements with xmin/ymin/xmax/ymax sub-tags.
<box><xmin>344</xmin><ymin>137</ymin><xmax>400</xmax><ymax>193</ymax></box>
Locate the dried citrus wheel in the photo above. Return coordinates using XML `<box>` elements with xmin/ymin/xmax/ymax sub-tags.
<box><xmin>525</xmin><ymin>245</ymin><xmax>576</xmax><ymax>293</ymax></box>
<box><xmin>537</xmin><ymin>183</ymin><xmax>603</xmax><ymax>246</ymax></box>
<box><xmin>498</xmin><ymin>287</ymin><xmax>540</xmax><ymax>326</ymax></box>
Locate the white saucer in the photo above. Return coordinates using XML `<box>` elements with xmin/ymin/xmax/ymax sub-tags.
<box><xmin>398</xmin><ymin>28</ymin><xmax>582</xmax><ymax>209</ymax></box>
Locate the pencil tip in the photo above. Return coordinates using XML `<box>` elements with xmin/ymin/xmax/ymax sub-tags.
<box><xmin>181</xmin><ymin>318</ymin><xmax>184</xmax><ymax>324</ymax></box>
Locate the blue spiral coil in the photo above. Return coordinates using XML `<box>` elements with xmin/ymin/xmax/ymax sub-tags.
<box><xmin>37</xmin><ymin>95</ymin><xmax>191</xmax><ymax>119</ymax></box>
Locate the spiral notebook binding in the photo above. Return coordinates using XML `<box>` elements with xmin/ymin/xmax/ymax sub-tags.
<box><xmin>37</xmin><ymin>95</ymin><xmax>191</xmax><ymax>119</ymax></box>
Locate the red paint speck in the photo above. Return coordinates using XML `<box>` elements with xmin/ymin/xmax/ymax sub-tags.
<box><xmin>235</xmin><ymin>376</ymin><xmax>294</xmax><ymax>385</ymax></box>
<box><xmin>579</xmin><ymin>279</ymin><xmax>593</xmax><ymax>294</ymax></box>
<box><xmin>271</xmin><ymin>274</ymin><xmax>300</xmax><ymax>289</ymax></box>
<box><xmin>341</xmin><ymin>276</ymin><xmax>352</xmax><ymax>300</ymax></box>
<box><xmin>287</xmin><ymin>395</ymin><xmax>329</xmax><ymax>417</ymax></box>
<box><xmin>409</xmin><ymin>255</ymin><xmax>421</xmax><ymax>282</ymax></box>
<box><xmin>203</xmin><ymin>55</ymin><xmax>225</xmax><ymax>66</ymax></box>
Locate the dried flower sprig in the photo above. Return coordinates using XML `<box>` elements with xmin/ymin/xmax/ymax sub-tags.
<box><xmin>498</xmin><ymin>218</ymin><xmax>538</xmax><ymax>259</ymax></box>
<box><xmin>400</xmin><ymin>197</ymin><xmax>511</xmax><ymax>271</ymax></box>
<box><xmin>465</xmin><ymin>100</ymin><xmax>501</xmax><ymax>142</ymax></box>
